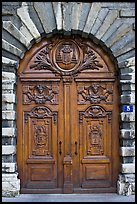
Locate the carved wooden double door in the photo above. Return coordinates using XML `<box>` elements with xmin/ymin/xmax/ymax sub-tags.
<box><xmin>17</xmin><ymin>36</ymin><xmax>119</xmax><ymax>193</ymax></box>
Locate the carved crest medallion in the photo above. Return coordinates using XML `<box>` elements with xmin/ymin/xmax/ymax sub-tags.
<box><xmin>53</xmin><ymin>40</ymin><xmax>81</xmax><ymax>71</ymax></box>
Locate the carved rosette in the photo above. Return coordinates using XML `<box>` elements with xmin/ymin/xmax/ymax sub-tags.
<box><xmin>29</xmin><ymin>38</ymin><xmax>104</xmax><ymax>76</ymax></box>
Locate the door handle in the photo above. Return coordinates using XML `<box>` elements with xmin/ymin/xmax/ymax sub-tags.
<box><xmin>75</xmin><ymin>141</ymin><xmax>78</xmax><ymax>155</ymax></box>
<box><xmin>59</xmin><ymin>141</ymin><xmax>62</xmax><ymax>155</ymax></box>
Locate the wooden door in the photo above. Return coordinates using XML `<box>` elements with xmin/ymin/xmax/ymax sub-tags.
<box><xmin>17</xmin><ymin>35</ymin><xmax>120</xmax><ymax>193</ymax></box>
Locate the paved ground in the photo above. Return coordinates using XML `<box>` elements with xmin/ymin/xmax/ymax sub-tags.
<box><xmin>2</xmin><ymin>193</ymin><xmax>135</xmax><ymax>202</ymax></box>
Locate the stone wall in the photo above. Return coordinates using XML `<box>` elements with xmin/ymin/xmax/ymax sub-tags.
<box><xmin>2</xmin><ymin>2</ymin><xmax>135</xmax><ymax>196</ymax></box>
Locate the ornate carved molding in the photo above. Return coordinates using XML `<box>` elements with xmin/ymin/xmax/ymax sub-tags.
<box><xmin>28</xmin><ymin>38</ymin><xmax>104</xmax><ymax>76</ymax></box>
<box><xmin>24</xmin><ymin>106</ymin><xmax>57</xmax><ymax>124</ymax></box>
<box><xmin>79</xmin><ymin>105</ymin><xmax>111</xmax><ymax>123</ymax></box>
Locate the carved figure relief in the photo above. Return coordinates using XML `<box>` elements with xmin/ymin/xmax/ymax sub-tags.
<box><xmin>28</xmin><ymin>38</ymin><xmax>105</xmax><ymax>76</ymax></box>
<box><xmin>23</xmin><ymin>84</ymin><xmax>59</xmax><ymax>104</ymax></box>
<box><xmin>87</xmin><ymin>124</ymin><xmax>103</xmax><ymax>155</ymax></box>
<box><xmin>78</xmin><ymin>83</ymin><xmax>113</xmax><ymax>104</ymax></box>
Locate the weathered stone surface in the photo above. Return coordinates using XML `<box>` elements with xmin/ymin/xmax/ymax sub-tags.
<box><xmin>62</xmin><ymin>2</ymin><xmax>73</xmax><ymax>33</ymax></box>
<box><xmin>3</xmin><ymin>21</ymin><xmax>30</xmax><ymax>48</ymax></box>
<box><xmin>2</xmin><ymin>83</ymin><xmax>14</xmax><ymax>91</ymax></box>
<box><xmin>117</xmin><ymin>49</ymin><xmax>135</xmax><ymax>64</ymax></box>
<box><xmin>2</xmin><ymin>72</ymin><xmax>16</xmax><ymax>82</ymax></box>
<box><xmin>2</xmin><ymin>56</ymin><xmax>17</xmax><ymax>66</ymax></box>
<box><xmin>95</xmin><ymin>10</ymin><xmax>118</xmax><ymax>39</ymax></box>
<box><xmin>121</xmin><ymin>112</ymin><xmax>135</xmax><ymax>122</ymax></box>
<box><xmin>52</xmin><ymin>2</ymin><xmax>62</xmax><ymax>31</ymax></box>
<box><xmin>78</xmin><ymin>3</ymin><xmax>91</xmax><ymax>31</ymax></box>
<box><xmin>117</xmin><ymin>179</ymin><xmax>135</xmax><ymax>195</ymax></box>
<box><xmin>2</xmin><ymin>128</ymin><xmax>16</xmax><ymax>137</ymax></box>
<box><xmin>19</xmin><ymin>23</ymin><xmax>34</xmax><ymax>44</ymax></box>
<box><xmin>121</xmin><ymin>163</ymin><xmax>135</xmax><ymax>173</ymax></box>
<box><xmin>71</xmin><ymin>2</ymin><xmax>82</xmax><ymax>31</ymax></box>
<box><xmin>2</xmin><ymin>162</ymin><xmax>16</xmax><ymax>173</ymax></box>
<box><xmin>83</xmin><ymin>3</ymin><xmax>102</xmax><ymax>34</ymax></box>
<box><xmin>2</xmin><ymin>111</ymin><xmax>16</xmax><ymax>120</ymax></box>
<box><xmin>2</xmin><ymin>39</ymin><xmax>23</xmax><ymax>58</ymax></box>
<box><xmin>101</xmin><ymin>18</ymin><xmax>123</xmax><ymax>43</ymax></box>
<box><xmin>120</xmin><ymin>147</ymin><xmax>135</xmax><ymax>157</ymax></box>
<box><xmin>113</xmin><ymin>39</ymin><xmax>135</xmax><ymax>57</ymax></box>
<box><xmin>34</xmin><ymin>2</ymin><xmax>56</xmax><ymax>33</ymax></box>
<box><xmin>2</xmin><ymin>173</ymin><xmax>20</xmax><ymax>197</ymax></box>
<box><xmin>2</xmin><ymin>102</ymin><xmax>14</xmax><ymax>110</ymax></box>
<box><xmin>121</xmin><ymin>83</ymin><xmax>135</xmax><ymax>91</ymax></box>
<box><xmin>121</xmin><ymin>93</ymin><xmax>135</xmax><ymax>104</ymax></box>
<box><xmin>119</xmin><ymin>9</ymin><xmax>135</xmax><ymax>18</ymax></box>
<box><xmin>90</xmin><ymin>8</ymin><xmax>109</xmax><ymax>35</ymax></box>
<box><xmin>2</xmin><ymin>94</ymin><xmax>15</xmax><ymax>103</ymax></box>
<box><xmin>105</xmin><ymin>23</ymin><xmax>133</xmax><ymax>47</ymax></box>
<box><xmin>17</xmin><ymin>2</ymin><xmax>41</xmax><ymax>41</ymax></box>
<box><xmin>120</xmin><ymin>129</ymin><xmax>135</xmax><ymax>139</ymax></box>
<box><xmin>2</xmin><ymin>145</ymin><xmax>16</xmax><ymax>155</ymax></box>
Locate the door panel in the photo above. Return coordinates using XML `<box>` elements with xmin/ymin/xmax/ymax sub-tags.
<box><xmin>17</xmin><ymin>35</ymin><xmax>119</xmax><ymax>193</ymax></box>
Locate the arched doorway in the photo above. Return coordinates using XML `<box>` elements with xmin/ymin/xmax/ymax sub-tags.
<box><xmin>17</xmin><ymin>35</ymin><xmax>120</xmax><ymax>193</ymax></box>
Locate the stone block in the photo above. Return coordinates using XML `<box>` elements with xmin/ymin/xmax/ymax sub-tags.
<box><xmin>2</xmin><ymin>72</ymin><xmax>16</xmax><ymax>82</ymax></box>
<box><xmin>2</xmin><ymin>145</ymin><xmax>16</xmax><ymax>155</ymax></box>
<box><xmin>121</xmin><ymin>163</ymin><xmax>135</xmax><ymax>173</ymax></box>
<box><xmin>17</xmin><ymin>2</ymin><xmax>41</xmax><ymax>41</ymax></box>
<box><xmin>2</xmin><ymin>39</ymin><xmax>23</xmax><ymax>58</ymax></box>
<box><xmin>3</xmin><ymin>21</ymin><xmax>30</xmax><ymax>48</ymax></box>
<box><xmin>120</xmin><ymin>147</ymin><xmax>135</xmax><ymax>156</ymax></box>
<box><xmin>34</xmin><ymin>2</ymin><xmax>56</xmax><ymax>33</ymax></box>
<box><xmin>120</xmin><ymin>94</ymin><xmax>135</xmax><ymax>104</ymax></box>
<box><xmin>2</xmin><ymin>128</ymin><xmax>16</xmax><ymax>137</ymax></box>
<box><xmin>2</xmin><ymin>174</ymin><xmax>20</xmax><ymax>197</ymax></box>
<box><xmin>119</xmin><ymin>9</ymin><xmax>135</xmax><ymax>18</ymax></box>
<box><xmin>2</xmin><ymin>94</ymin><xmax>16</xmax><ymax>103</ymax></box>
<box><xmin>121</xmin><ymin>112</ymin><xmax>135</xmax><ymax>122</ymax></box>
<box><xmin>2</xmin><ymin>102</ymin><xmax>15</xmax><ymax>111</ymax></box>
<box><xmin>2</xmin><ymin>162</ymin><xmax>16</xmax><ymax>173</ymax></box>
<box><xmin>2</xmin><ymin>56</ymin><xmax>17</xmax><ymax>66</ymax></box>
<box><xmin>2</xmin><ymin>111</ymin><xmax>16</xmax><ymax>120</ymax></box>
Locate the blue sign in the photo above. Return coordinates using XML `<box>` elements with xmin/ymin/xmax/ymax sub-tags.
<box><xmin>123</xmin><ymin>105</ymin><xmax>133</xmax><ymax>112</ymax></box>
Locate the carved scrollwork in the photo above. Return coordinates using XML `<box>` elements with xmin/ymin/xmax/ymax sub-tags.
<box><xmin>28</xmin><ymin>38</ymin><xmax>104</xmax><ymax>76</ymax></box>
<box><xmin>23</xmin><ymin>84</ymin><xmax>59</xmax><ymax>104</ymax></box>
<box><xmin>78</xmin><ymin>83</ymin><xmax>113</xmax><ymax>104</ymax></box>
<box><xmin>79</xmin><ymin>105</ymin><xmax>111</xmax><ymax>123</ymax></box>
<box><xmin>24</xmin><ymin>106</ymin><xmax>57</xmax><ymax>124</ymax></box>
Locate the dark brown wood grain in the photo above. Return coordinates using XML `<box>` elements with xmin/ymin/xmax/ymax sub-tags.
<box><xmin>17</xmin><ymin>35</ymin><xmax>120</xmax><ymax>194</ymax></box>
